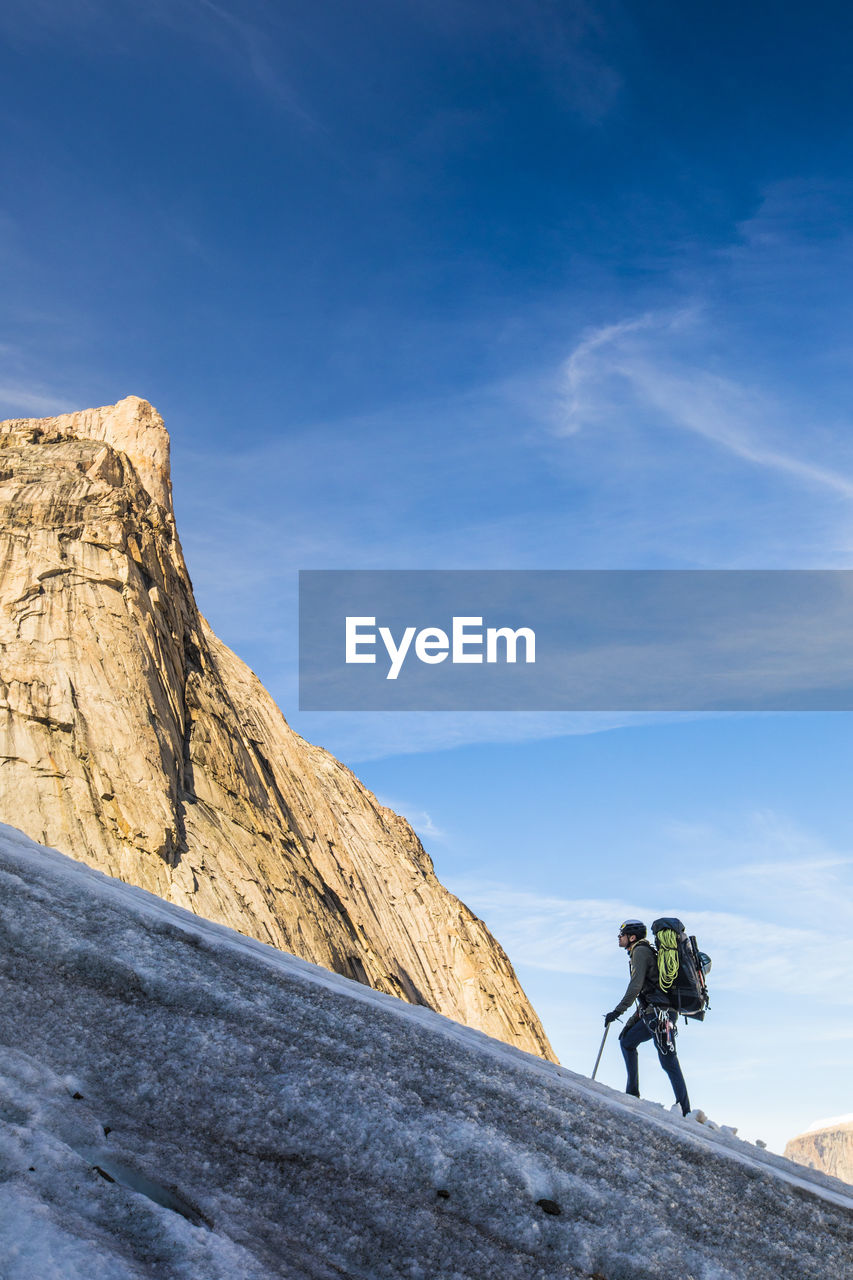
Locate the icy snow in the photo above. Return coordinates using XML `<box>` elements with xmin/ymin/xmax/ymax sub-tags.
<box><xmin>0</xmin><ymin>823</ymin><xmax>851</xmax><ymax>1280</ymax></box>
<box><xmin>801</xmin><ymin>1112</ymin><xmax>853</xmax><ymax>1134</ymax></box>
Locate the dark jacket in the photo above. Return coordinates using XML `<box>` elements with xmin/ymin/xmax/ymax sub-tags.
<box><xmin>612</xmin><ymin>939</ymin><xmax>660</xmax><ymax>1028</ymax></box>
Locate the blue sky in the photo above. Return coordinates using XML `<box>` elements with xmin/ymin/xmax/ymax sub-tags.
<box><xmin>2</xmin><ymin>1</ymin><xmax>853</xmax><ymax>1151</ymax></box>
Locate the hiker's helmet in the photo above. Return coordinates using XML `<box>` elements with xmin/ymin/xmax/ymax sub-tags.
<box><xmin>618</xmin><ymin>920</ymin><xmax>647</xmax><ymax>940</ymax></box>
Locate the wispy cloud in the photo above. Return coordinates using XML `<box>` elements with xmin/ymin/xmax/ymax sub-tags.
<box><xmin>401</xmin><ymin>0</ymin><xmax>624</xmax><ymax>125</ymax></box>
<box><xmin>557</xmin><ymin>309</ymin><xmax>853</xmax><ymax>501</ymax></box>
<box><xmin>447</xmin><ymin>885</ymin><xmax>654</xmax><ymax>976</ymax></box>
<box><xmin>630</xmin><ymin>364</ymin><xmax>853</xmax><ymax>501</ymax></box>
<box><xmin>670</xmin><ymin>810</ymin><xmax>853</xmax><ymax>921</ymax></box>
<box><xmin>517</xmin><ymin>0</ymin><xmax>624</xmax><ymax>124</ymax></box>
<box><xmin>455</xmin><ymin>885</ymin><xmax>853</xmax><ymax>1002</ymax></box>
<box><xmin>191</xmin><ymin>0</ymin><xmax>320</xmax><ymax>127</ymax></box>
<box><xmin>293</xmin><ymin>711</ymin><xmax>686</xmax><ymax>766</ymax></box>
<box><xmin>0</xmin><ymin>385</ymin><xmax>75</xmax><ymax>418</ymax></box>
<box><xmin>0</xmin><ymin>0</ymin><xmax>318</xmax><ymax>128</ymax></box>
<box><xmin>376</xmin><ymin>796</ymin><xmax>447</xmax><ymax>843</ymax></box>
<box><xmin>453</xmin><ymin>812</ymin><xmax>853</xmax><ymax>1003</ymax></box>
<box><xmin>560</xmin><ymin>312</ymin><xmax>664</xmax><ymax>433</ymax></box>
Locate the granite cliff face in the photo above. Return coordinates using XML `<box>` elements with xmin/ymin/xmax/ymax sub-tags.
<box><xmin>784</xmin><ymin>1119</ymin><xmax>853</xmax><ymax>1185</ymax></box>
<box><xmin>0</xmin><ymin>397</ymin><xmax>554</xmax><ymax>1060</ymax></box>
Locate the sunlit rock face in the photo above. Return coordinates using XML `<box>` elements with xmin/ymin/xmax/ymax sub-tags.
<box><xmin>0</xmin><ymin>397</ymin><xmax>554</xmax><ymax>1061</ymax></box>
<box><xmin>784</xmin><ymin>1120</ymin><xmax>853</xmax><ymax>1185</ymax></box>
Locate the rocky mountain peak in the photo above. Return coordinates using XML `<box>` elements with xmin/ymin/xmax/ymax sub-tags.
<box><xmin>0</xmin><ymin>398</ymin><xmax>554</xmax><ymax>1061</ymax></box>
<box><xmin>0</xmin><ymin>395</ymin><xmax>173</xmax><ymax>514</ymax></box>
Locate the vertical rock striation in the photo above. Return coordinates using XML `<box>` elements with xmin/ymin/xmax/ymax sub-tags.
<box><xmin>784</xmin><ymin>1119</ymin><xmax>853</xmax><ymax>1185</ymax></box>
<box><xmin>0</xmin><ymin>397</ymin><xmax>554</xmax><ymax>1060</ymax></box>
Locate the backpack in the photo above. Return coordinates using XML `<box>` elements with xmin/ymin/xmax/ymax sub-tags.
<box><xmin>650</xmin><ymin>917</ymin><xmax>711</xmax><ymax>1020</ymax></box>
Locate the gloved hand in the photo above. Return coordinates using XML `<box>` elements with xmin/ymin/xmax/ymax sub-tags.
<box><xmin>604</xmin><ymin>1011</ymin><xmax>619</xmax><ymax>1026</ymax></box>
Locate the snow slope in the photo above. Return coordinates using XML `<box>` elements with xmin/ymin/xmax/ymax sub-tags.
<box><xmin>0</xmin><ymin>823</ymin><xmax>850</xmax><ymax>1280</ymax></box>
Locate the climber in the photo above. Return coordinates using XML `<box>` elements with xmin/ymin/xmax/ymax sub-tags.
<box><xmin>604</xmin><ymin>920</ymin><xmax>691</xmax><ymax>1116</ymax></box>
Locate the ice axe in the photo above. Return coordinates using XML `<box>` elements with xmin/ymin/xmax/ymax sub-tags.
<box><xmin>591</xmin><ymin>1022</ymin><xmax>611</xmax><ymax>1080</ymax></box>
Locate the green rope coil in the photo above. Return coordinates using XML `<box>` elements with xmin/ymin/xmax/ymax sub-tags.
<box><xmin>657</xmin><ymin>928</ymin><xmax>680</xmax><ymax>991</ymax></box>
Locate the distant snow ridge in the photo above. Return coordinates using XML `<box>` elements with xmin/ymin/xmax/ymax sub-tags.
<box><xmin>803</xmin><ymin>1113</ymin><xmax>853</xmax><ymax>1134</ymax></box>
<box><xmin>1</xmin><ymin>823</ymin><xmax>852</xmax><ymax>1280</ymax></box>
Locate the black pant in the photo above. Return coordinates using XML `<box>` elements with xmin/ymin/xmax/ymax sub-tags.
<box><xmin>620</xmin><ymin>1009</ymin><xmax>691</xmax><ymax>1115</ymax></box>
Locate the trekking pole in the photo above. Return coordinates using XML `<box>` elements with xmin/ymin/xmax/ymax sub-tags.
<box><xmin>591</xmin><ymin>1024</ymin><xmax>610</xmax><ymax>1080</ymax></box>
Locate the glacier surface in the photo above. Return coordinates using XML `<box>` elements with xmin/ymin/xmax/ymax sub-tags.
<box><xmin>0</xmin><ymin>822</ymin><xmax>851</xmax><ymax>1279</ymax></box>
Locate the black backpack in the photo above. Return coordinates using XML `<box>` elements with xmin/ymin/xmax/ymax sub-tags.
<box><xmin>650</xmin><ymin>917</ymin><xmax>711</xmax><ymax>1020</ymax></box>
